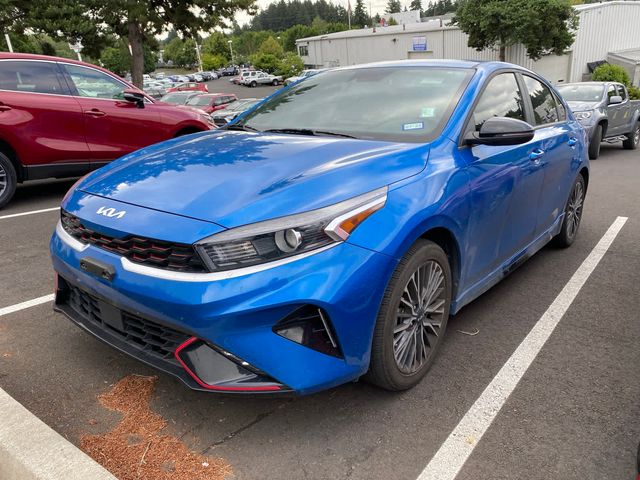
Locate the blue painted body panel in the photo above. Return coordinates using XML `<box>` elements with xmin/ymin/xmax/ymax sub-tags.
<box><xmin>50</xmin><ymin>60</ymin><xmax>589</xmax><ymax>394</ymax></box>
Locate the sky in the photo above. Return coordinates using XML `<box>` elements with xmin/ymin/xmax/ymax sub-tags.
<box><xmin>234</xmin><ymin>0</ymin><xmax>392</xmax><ymax>26</ymax></box>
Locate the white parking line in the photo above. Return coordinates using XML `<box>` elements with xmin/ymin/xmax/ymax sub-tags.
<box><xmin>0</xmin><ymin>207</ymin><xmax>59</xmax><ymax>220</ymax></box>
<box><xmin>0</xmin><ymin>294</ymin><xmax>55</xmax><ymax>317</ymax></box>
<box><xmin>417</xmin><ymin>216</ymin><xmax>628</xmax><ymax>480</ymax></box>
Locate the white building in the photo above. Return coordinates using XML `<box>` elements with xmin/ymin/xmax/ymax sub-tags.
<box><xmin>296</xmin><ymin>1</ymin><xmax>640</xmax><ymax>84</ymax></box>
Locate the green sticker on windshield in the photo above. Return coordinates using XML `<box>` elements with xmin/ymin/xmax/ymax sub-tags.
<box><xmin>420</xmin><ymin>107</ymin><xmax>435</xmax><ymax>118</ymax></box>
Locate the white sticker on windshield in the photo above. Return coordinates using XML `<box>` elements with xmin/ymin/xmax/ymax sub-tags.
<box><xmin>420</xmin><ymin>107</ymin><xmax>436</xmax><ymax>118</ymax></box>
<box><xmin>403</xmin><ymin>122</ymin><xmax>424</xmax><ymax>131</ymax></box>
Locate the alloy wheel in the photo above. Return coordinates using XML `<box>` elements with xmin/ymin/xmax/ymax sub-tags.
<box><xmin>634</xmin><ymin>126</ymin><xmax>640</xmax><ymax>145</ymax></box>
<box><xmin>0</xmin><ymin>163</ymin><xmax>6</xmax><ymax>197</ymax></box>
<box><xmin>393</xmin><ymin>260</ymin><xmax>446</xmax><ymax>374</ymax></box>
<box><xmin>566</xmin><ymin>180</ymin><xmax>584</xmax><ymax>239</ymax></box>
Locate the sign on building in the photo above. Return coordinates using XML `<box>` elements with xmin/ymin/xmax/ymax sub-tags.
<box><xmin>412</xmin><ymin>36</ymin><xmax>427</xmax><ymax>51</ymax></box>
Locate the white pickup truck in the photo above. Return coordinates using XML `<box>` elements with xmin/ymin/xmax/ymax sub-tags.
<box><xmin>241</xmin><ymin>71</ymin><xmax>283</xmax><ymax>87</ymax></box>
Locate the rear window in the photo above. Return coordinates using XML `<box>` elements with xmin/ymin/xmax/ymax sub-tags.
<box><xmin>0</xmin><ymin>60</ymin><xmax>66</xmax><ymax>95</ymax></box>
<box><xmin>238</xmin><ymin>67</ymin><xmax>473</xmax><ymax>143</ymax></box>
<box><xmin>187</xmin><ymin>96</ymin><xmax>213</xmax><ymax>106</ymax></box>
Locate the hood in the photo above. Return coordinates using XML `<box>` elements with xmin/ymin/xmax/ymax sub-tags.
<box><xmin>79</xmin><ymin>130</ymin><xmax>428</xmax><ymax>228</ymax></box>
<box><xmin>566</xmin><ymin>101</ymin><xmax>600</xmax><ymax>112</ymax></box>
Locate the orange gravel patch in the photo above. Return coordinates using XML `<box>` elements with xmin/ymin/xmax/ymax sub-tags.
<box><xmin>81</xmin><ymin>375</ymin><xmax>232</xmax><ymax>480</ymax></box>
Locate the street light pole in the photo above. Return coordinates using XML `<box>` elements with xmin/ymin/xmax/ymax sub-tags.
<box><xmin>228</xmin><ymin>40</ymin><xmax>235</xmax><ymax>65</ymax></box>
<box><xmin>4</xmin><ymin>34</ymin><xmax>13</xmax><ymax>53</ymax></box>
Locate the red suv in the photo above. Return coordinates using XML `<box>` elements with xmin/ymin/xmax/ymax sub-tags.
<box><xmin>0</xmin><ymin>53</ymin><xmax>214</xmax><ymax>208</ymax></box>
<box><xmin>166</xmin><ymin>82</ymin><xmax>208</xmax><ymax>94</ymax></box>
<box><xmin>185</xmin><ymin>93</ymin><xmax>238</xmax><ymax>114</ymax></box>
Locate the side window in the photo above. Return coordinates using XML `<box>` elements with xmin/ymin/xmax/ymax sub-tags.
<box><xmin>214</xmin><ymin>97</ymin><xmax>223</xmax><ymax>106</ymax></box>
<box><xmin>523</xmin><ymin>76</ymin><xmax>559</xmax><ymax>125</ymax></box>
<box><xmin>471</xmin><ymin>73</ymin><xmax>525</xmax><ymax>131</ymax></box>
<box><xmin>607</xmin><ymin>85</ymin><xmax>616</xmax><ymax>102</ymax></box>
<box><xmin>0</xmin><ymin>60</ymin><xmax>65</xmax><ymax>95</ymax></box>
<box><xmin>617</xmin><ymin>85</ymin><xmax>627</xmax><ymax>101</ymax></box>
<box><xmin>553</xmin><ymin>92</ymin><xmax>567</xmax><ymax>121</ymax></box>
<box><xmin>63</xmin><ymin>64</ymin><xmax>127</xmax><ymax>99</ymax></box>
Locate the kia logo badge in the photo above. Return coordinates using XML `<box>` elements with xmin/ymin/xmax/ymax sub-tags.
<box><xmin>96</xmin><ymin>206</ymin><xmax>126</xmax><ymax>219</ymax></box>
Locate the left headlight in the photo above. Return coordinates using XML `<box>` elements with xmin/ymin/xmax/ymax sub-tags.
<box><xmin>195</xmin><ymin>187</ymin><xmax>388</xmax><ymax>272</ymax></box>
<box><xmin>574</xmin><ymin>111</ymin><xmax>593</xmax><ymax>121</ymax></box>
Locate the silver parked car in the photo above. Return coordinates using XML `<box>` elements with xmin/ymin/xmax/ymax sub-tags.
<box><xmin>241</xmin><ymin>71</ymin><xmax>283</xmax><ymax>87</ymax></box>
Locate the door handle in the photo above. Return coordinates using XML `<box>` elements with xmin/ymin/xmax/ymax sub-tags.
<box><xmin>84</xmin><ymin>109</ymin><xmax>106</xmax><ymax>117</ymax></box>
<box><xmin>529</xmin><ymin>149</ymin><xmax>545</xmax><ymax>161</ymax></box>
<box><xmin>0</xmin><ymin>105</ymin><xmax>11</xmax><ymax>112</ymax></box>
<box><xmin>567</xmin><ymin>137</ymin><xmax>578</xmax><ymax>147</ymax></box>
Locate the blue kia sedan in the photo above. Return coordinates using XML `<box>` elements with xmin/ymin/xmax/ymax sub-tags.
<box><xmin>50</xmin><ymin>60</ymin><xmax>588</xmax><ymax>395</ymax></box>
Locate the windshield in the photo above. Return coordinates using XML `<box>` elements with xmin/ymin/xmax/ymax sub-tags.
<box><xmin>187</xmin><ymin>96</ymin><xmax>213</xmax><ymax>106</ymax></box>
<box><xmin>236</xmin><ymin>67</ymin><xmax>473</xmax><ymax>142</ymax></box>
<box><xmin>161</xmin><ymin>93</ymin><xmax>190</xmax><ymax>104</ymax></box>
<box><xmin>226</xmin><ymin>99</ymin><xmax>256</xmax><ymax>111</ymax></box>
<box><xmin>556</xmin><ymin>84</ymin><xmax>605</xmax><ymax>102</ymax></box>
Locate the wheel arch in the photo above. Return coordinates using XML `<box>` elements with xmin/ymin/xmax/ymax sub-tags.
<box><xmin>419</xmin><ymin>226</ymin><xmax>462</xmax><ymax>302</ymax></box>
<box><xmin>579</xmin><ymin>166</ymin><xmax>589</xmax><ymax>191</ymax></box>
<box><xmin>0</xmin><ymin>137</ymin><xmax>23</xmax><ymax>182</ymax></box>
<box><xmin>598</xmin><ymin>119</ymin><xmax>608</xmax><ymax>138</ymax></box>
<box><xmin>173</xmin><ymin>125</ymin><xmax>207</xmax><ymax>138</ymax></box>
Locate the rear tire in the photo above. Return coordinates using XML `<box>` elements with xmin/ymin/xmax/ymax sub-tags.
<box><xmin>366</xmin><ymin>240</ymin><xmax>451</xmax><ymax>391</ymax></box>
<box><xmin>622</xmin><ymin>121</ymin><xmax>640</xmax><ymax>150</ymax></box>
<box><xmin>250</xmin><ymin>81</ymin><xmax>257</xmax><ymax>88</ymax></box>
<box><xmin>272</xmin><ymin>79</ymin><xmax>279</xmax><ymax>86</ymax></box>
<box><xmin>553</xmin><ymin>174</ymin><xmax>586</xmax><ymax>248</ymax></box>
<box><xmin>588</xmin><ymin>124</ymin><xmax>602</xmax><ymax>160</ymax></box>
<box><xmin>0</xmin><ymin>152</ymin><xmax>17</xmax><ymax>209</ymax></box>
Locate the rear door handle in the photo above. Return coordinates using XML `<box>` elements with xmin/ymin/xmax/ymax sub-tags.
<box><xmin>84</xmin><ymin>109</ymin><xmax>106</xmax><ymax>117</ymax></box>
<box><xmin>0</xmin><ymin>103</ymin><xmax>12</xmax><ymax>112</ymax></box>
<box><xmin>529</xmin><ymin>149</ymin><xmax>545</xmax><ymax>161</ymax></box>
<box><xmin>568</xmin><ymin>137</ymin><xmax>578</xmax><ymax>147</ymax></box>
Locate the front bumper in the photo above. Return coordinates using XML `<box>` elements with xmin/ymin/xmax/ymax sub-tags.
<box><xmin>50</xmin><ymin>216</ymin><xmax>396</xmax><ymax>395</ymax></box>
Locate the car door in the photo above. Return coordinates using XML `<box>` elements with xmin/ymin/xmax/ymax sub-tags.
<box><xmin>606</xmin><ymin>84</ymin><xmax>624</xmax><ymax>135</ymax></box>
<box><xmin>615</xmin><ymin>84</ymin><xmax>632</xmax><ymax>133</ymax></box>
<box><xmin>0</xmin><ymin>59</ymin><xmax>90</xmax><ymax>176</ymax></box>
<box><xmin>521</xmin><ymin>74</ymin><xmax>580</xmax><ymax>237</ymax></box>
<box><xmin>458</xmin><ymin>72</ymin><xmax>546</xmax><ymax>287</ymax></box>
<box><xmin>60</xmin><ymin>63</ymin><xmax>166</xmax><ymax>164</ymax></box>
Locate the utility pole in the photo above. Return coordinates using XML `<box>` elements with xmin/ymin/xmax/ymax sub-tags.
<box><xmin>4</xmin><ymin>34</ymin><xmax>13</xmax><ymax>53</ymax></box>
<box><xmin>195</xmin><ymin>42</ymin><xmax>203</xmax><ymax>72</ymax></box>
<box><xmin>228</xmin><ymin>40</ymin><xmax>235</xmax><ymax>65</ymax></box>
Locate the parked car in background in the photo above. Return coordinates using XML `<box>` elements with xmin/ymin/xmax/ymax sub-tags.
<box><xmin>556</xmin><ymin>81</ymin><xmax>640</xmax><ymax>159</ymax></box>
<box><xmin>242</xmin><ymin>71</ymin><xmax>283</xmax><ymax>87</ymax></box>
<box><xmin>193</xmin><ymin>73</ymin><xmax>204</xmax><ymax>83</ymax></box>
<box><xmin>50</xmin><ymin>60</ymin><xmax>588</xmax><ymax>395</ymax></box>
<box><xmin>186</xmin><ymin>93</ymin><xmax>238</xmax><ymax>114</ymax></box>
<box><xmin>159</xmin><ymin>91</ymin><xmax>201</xmax><ymax>105</ymax></box>
<box><xmin>219</xmin><ymin>66</ymin><xmax>238</xmax><ymax>77</ymax></box>
<box><xmin>143</xmin><ymin>81</ymin><xmax>167</xmax><ymax>99</ymax></box>
<box><xmin>155</xmin><ymin>72</ymin><xmax>165</xmax><ymax>80</ymax></box>
<box><xmin>0</xmin><ymin>52</ymin><xmax>214</xmax><ymax>208</ymax></box>
<box><xmin>211</xmin><ymin>98</ymin><xmax>261</xmax><ymax>126</ymax></box>
<box><xmin>284</xmin><ymin>68</ymin><xmax>328</xmax><ymax>86</ymax></box>
<box><xmin>167</xmin><ymin>82</ymin><xmax>208</xmax><ymax>94</ymax></box>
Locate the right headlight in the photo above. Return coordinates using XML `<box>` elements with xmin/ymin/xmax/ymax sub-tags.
<box><xmin>574</xmin><ymin>111</ymin><xmax>593</xmax><ymax>121</ymax></box>
<box><xmin>194</xmin><ymin>187</ymin><xmax>387</xmax><ymax>272</ymax></box>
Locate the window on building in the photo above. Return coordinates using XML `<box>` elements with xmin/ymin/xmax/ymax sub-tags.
<box><xmin>523</xmin><ymin>76</ymin><xmax>560</xmax><ymax>126</ymax></box>
<box><xmin>298</xmin><ymin>45</ymin><xmax>309</xmax><ymax>56</ymax></box>
<box><xmin>471</xmin><ymin>73</ymin><xmax>525</xmax><ymax>131</ymax></box>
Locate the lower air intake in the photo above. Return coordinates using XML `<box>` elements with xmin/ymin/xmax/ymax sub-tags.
<box><xmin>273</xmin><ymin>305</ymin><xmax>343</xmax><ymax>358</ymax></box>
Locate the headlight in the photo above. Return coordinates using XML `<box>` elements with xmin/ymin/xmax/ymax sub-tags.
<box><xmin>574</xmin><ymin>111</ymin><xmax>593</xmax><ymax>121</ymax></box>
<box><xmin>195</xmin><ymin>187</ymin><xmax>387</xmax><ymax>272</ymax></box>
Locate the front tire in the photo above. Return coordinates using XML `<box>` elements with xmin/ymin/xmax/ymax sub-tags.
<box><xmin>272</xmin><ymin>79</ymin><xmax>279</xmax><ymax>86</ymax></box>
<box><xmin>553</xmin><ymin>174</ymin><xmax>586</xmax><ymax>248</ymax></box>
<box><xmin>588</xmin><ymin>124</ymin><xmax>602</xmax><ymax>160</ymax></box>
<box><xmin>250</xmin><ymin>81</ymin><xmax>257</xmax><ymax>88</ymax></box>
<box><xmin>366</xmin><ymin>240</ymin><xmax>452</xmax><ymax>391</ymax></box>
<box><xmin>622</xmin><ymin>121</ymin><xmax>640</xmax><ymax>150</ymax></box>
<box><xmin>0</xmin><ymin>152</ymin><xmax>17</xmax><ymax>209</ymax></box>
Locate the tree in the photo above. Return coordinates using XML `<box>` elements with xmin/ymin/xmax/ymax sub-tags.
<box><xmin>258</xmin><ymin>36</ymin><xmax>284</xmax><ymax>57</ymax></box>
<box><xmin>24</xmin><ymin>0</ymin><xmax>256</xmax><ymax>88</ymax></box>
<box><xmin>353</xmin><ymin>0</ymin><xmax>369</xmax><ymax>27</ymax></box>
<box><xmin>202</xmin><ymin>53</ymin><xmax>228</xmax><ymax>70</ymax></box>
<box><xmin>251</xmin><ymin>52</ymin><xmax>280</xmax><ymax>73</ymax></box>
<box><xmin>592</xmin><ymin>63</ymin><xmax>631</xmax><ymax>87</ymax></box>
<box><xmin>282</xmin><ymin>24</ymin><xmax>318</xmax><ymax>51</ymax></box>
<box><xmin>277</xmin><ymin>52</ymin><xmax>304</xmax><ymax>78</ymax></box>
<box><xmin>409</xmin><ymin>0</ymin><xmax>422</xmax><ymax>12</ymax></box>
<box><xmin>387</xmin><ymin>16</ymin><xmax>399</xmax><ymax>25</ymax></box>
<box><xmin>453</xmin><ymin>0</ymin><xmax>578</xmax><ymax>62</ymax></box>
<box><xmin>163</xmin><ymin>37</ymin><xmax>197</xmax><ymax>68</ymax></box>
<box><xmin>202</xmin><ymin>32</ymin><xmax>231</xmax><ymax>59</ymax></box>
<box><xmin>386</xmin><ymin>0</ymin><xmax>402</xmax><ymax>14</ymax></box>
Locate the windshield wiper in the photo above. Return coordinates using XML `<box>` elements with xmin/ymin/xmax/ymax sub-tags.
<box><xmin>264</xmin><ymin>128</ymin><xmax>357</xmax><ymax>139</ymax></box>
<box><xmin>225</xmin><ymin>123</ymin><xmax>260</xmax><ymax>132</ymax></box>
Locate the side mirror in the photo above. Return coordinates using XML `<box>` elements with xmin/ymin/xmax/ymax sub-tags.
<box><xmin>465</xmin><ymin>117</ymin><xmax>535</xmax><ymax>146</ymax></box>
<box><xmin>123</xmin><ymin>89</ymin><xmax>145</xmax><ymax>108</ymax></box>
<box><xmin>608</xmin><ymin>95</ymin><xmax>623</xmax><ymax>105</ymax></box>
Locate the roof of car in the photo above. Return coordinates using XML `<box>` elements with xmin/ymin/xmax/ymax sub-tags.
<box><xmin>0</xmin><ymin>52</ymin><xmax>90</xmax><ymax>66</ymax></box>
<box><xmin>342</xmin><ymin>59</ymin><xmax>519</xmax><ymax>71</ymax></box>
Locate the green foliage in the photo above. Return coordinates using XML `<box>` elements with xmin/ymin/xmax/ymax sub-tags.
<box><xmin>258</xmin><ymin>36</ymin><xmax>284</xmax><ymax>57</ymax></box>
<box><xmin>202</xmin><ymin>32</ymin><xmax>231</xmax><ymax>59</ymax></box>
<box><xmin>592</xmin><ymin>63</ymin><xmax>631</xmax><ymax>87</ymax></box>
<box><xmin>386</xmin><ymin>0</ymin><xmax>402</xmax><ymax>13</ymax></box>
<box><xmin>453</xmin><ymin>0</ymin><xmax>578</xmax><ymax>61</ymax></box>
<box><xmin>353</xmin><ymin>0</ymin><xmax>369</xmax><ymax>27</ymax></box>
<box><xmin>248</xmin><ymin>0</ymin><xmax>348</xmax><ymax>32</ymax></box>
<box><xmin>101</xmin><ymin>46</ymin><xmax>129</xmax><ymax>75</ymax></box>
<box><xmin>202</xmin><ymin>53</ymin><xmax>228</xmax><ymax>70</ymax></box>
<box><xmin>387</xmin><ymin>16</ymin><xmax>399</xmax><ymax>25</ymax></box>
<box><xmin>232</xmin><ymin>30</ymin><xmax>274</xmax><ymax>58</ymax></box>
<box><xmin>281</xmin><ymin>24</ymin><xmax>317</xmax><ymax>51</ymax></box>
<box><xmin>409</xmin><ymin>0</ymin><xmax>423</xmax><ymax>12</ymax></box>
<box><xmin>628</xmin><ymin>86</ymin><xmax>640</xmax><ymax>100</ymax></box>
<box><xmin>424</xmin><ymin>0</ymin><xmax>457</xmax><ymax>16</ymax></box>
<box><xmin>163</xmin><ymin>37</ymin><xmax>198</xmax><ymax>68</ymax></box>
<box><xmin>277</xmin><ymin>52</ymin><xmax>304</xmax><ymax>77</ymax></box>
<box><xmin>251</xmin><ymin>52</ymin><xmax>281</xmax><ymax>73</ymax></box>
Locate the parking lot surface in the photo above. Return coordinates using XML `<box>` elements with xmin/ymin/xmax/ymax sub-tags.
<box><xmin>0</xmin><ymin>143</ymin><xmax>638</xmax><ymax>480</ymax></box>
<box><xmin>204</xmin><ymin>77</ymin><xmax>279</xmax><ymax>100</ymax></box>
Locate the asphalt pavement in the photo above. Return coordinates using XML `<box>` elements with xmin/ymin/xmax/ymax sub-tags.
<box><xmin>205</xmin><ymin>76</ymin><xmax>279</xmax><ymax>100</ymax></box>
<box><xmin>0</xmin><ymin>142</ymin><xmax>638</xmax><ymax>480</ymax></box>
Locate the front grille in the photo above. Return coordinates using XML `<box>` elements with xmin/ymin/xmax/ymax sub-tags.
<box><xmin>61</xmin><ymin>210</ymin><xmax>207</xmax><ymax>273</ymax></box>
<box><xmin>65</xmin><ymin>282</ymin><xmax>190</xmax><ymax>366</ymax></box>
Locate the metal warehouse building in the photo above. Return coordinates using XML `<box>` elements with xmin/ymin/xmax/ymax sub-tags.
<box><xmin>296</xmin><ymin>1</ymin><xmax>640</xmax><ymax>85</ymax></box>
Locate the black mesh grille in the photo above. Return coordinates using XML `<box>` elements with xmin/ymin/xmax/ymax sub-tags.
<box><xmin>66</xmin><ymin>283</ymin><xmax>190</xmax><ymax>365</ymax></box>
<box><xmin>61</xmin><ymin>210</ymin><xmax>207</xmax><ymax>273</ymax></box>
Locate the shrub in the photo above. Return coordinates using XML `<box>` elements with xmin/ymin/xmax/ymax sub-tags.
<box><xmin>202</xmin><ymin>53</ymin><xmax>227</xmax><ymax>71</ymax></box>
<box><xmin>251</xmin><ymin>52</ymin><xmax>280</xmax><ymax>73</ymax></box>
<box><xmin>592</xmin><ymin>63</ymin><xmax>631</xmax><ymax>87</ymax></box>
<box><xmin>628</xmin><ymin>86</ymin><xmax>640</xmax><ymax>100</ymax></box>
<box><xmin>277</xmin><ymin>52</ymin><xmax>304</xmax><ymax>78</ymax></box>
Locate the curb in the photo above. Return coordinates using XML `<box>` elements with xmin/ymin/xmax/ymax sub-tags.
<box><xmin>0</xmin><ymin>387</ymin><xmax>116</xmax><ymax>480</ymax></box>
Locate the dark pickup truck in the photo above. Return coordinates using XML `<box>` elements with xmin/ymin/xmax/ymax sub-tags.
<box><xmin>557</xmin><ymin>81</ymin><xmax>640</xmax><ymax>159</ymax></box>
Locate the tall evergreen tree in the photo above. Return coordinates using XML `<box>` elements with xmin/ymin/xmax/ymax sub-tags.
<box><xmin>409</xmin><ymin>0</ymin><xmax>422</xmax><ymax>13</ymax></box>
<box><xmin>353</xmin><ymin>0</ymin><xmax>369</xmax><ymax>27</ymax></box>
<box><xmin>386</xmin><ymin>0</ymin><xmax>402</xmax><ymax>14</ymax></box>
